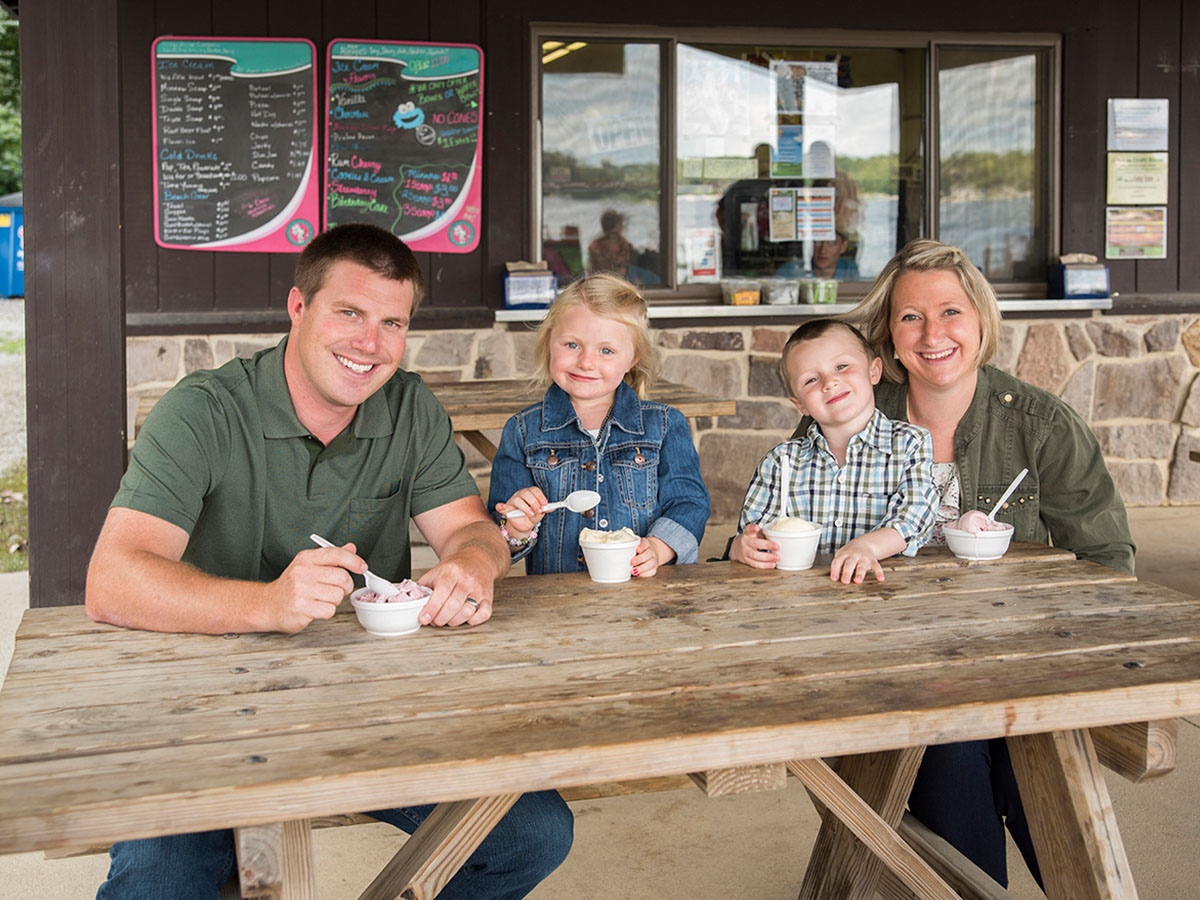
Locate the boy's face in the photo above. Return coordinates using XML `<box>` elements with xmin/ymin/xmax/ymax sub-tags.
<box><xmin>785</xmin><ymin>328</ymin><xmax>883</xmax><ymax>433</ymax></box>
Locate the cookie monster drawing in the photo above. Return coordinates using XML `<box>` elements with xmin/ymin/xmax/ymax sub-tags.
<box><xmin>393</xmin><ymin>101</ymin><xmax>425</xmax><ymax>129</ymax></box>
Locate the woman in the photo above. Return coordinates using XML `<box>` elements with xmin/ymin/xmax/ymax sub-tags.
<box><xmin>836</xmin><ymin>239</ymin><xmax>1134</xmax><ymax>888</ymax></box>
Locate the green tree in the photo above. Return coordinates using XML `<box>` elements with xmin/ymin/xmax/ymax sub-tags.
<box><xmin>0</xmin><ymin>9</ymin><xmax>19</xmax><ymax>195</ymax></box>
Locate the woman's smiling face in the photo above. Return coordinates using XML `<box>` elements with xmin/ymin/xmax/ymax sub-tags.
<box><xmin>889</xmin><ymin>268</ymin><xmax>983</xmax><ymax>391</ymax></box>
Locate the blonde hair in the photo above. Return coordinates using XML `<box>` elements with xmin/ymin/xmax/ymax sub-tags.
<box><xmin>531</xmin><ymin>273</ymin><xmax>660</xmax><ymax>399</ymax></box>
<box><xmin>846</xmin><ymin>239</ymin><xmax>1001</xmax><ymax>383</ymax></box>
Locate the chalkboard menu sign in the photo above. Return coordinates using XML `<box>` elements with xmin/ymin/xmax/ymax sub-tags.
<box><xmin>325</xmin><ymin>41</ymin><xmax>483</xmax><ymax>253</ymax></box>
<box><xmin>152</xmin><ymin>38</ymin><xmax>320</xmax><ymax>251</ymax></box>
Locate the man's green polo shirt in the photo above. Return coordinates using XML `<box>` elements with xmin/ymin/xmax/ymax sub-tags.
<box><xmin>114</xmin><ymin>337</ymin><xmax>479</xmax><ymax>583</ymax></box>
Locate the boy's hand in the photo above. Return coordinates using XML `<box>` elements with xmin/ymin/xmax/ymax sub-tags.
<box><xmin>830</xmin><ymin>528</ymin><xmax>906</xmax><ymax>583</ymax></box>
<box><xmin>631</xmin><ymin>536</ymin><xmax>674</xmax><ymax>578</ymax></box>
<box><xmin>495</xmin><ymin>487</ymin><xmax>548</xmax><ymax>537</ymax></box>
<box><xmin>830</xmin><ymin>541</ymin><xmax>884</xmax><ymax>584</ymax></box>
<box><xmin>731</xmin><ymin>524</ymin><xmax>780</xmax><ymax>568</ymax></box>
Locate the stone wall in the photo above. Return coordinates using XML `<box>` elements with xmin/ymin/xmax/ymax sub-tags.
<box><xmin>126</xmin><ymin>312</ymin><xmax>1200</xmax><ymax>520</ymax></box>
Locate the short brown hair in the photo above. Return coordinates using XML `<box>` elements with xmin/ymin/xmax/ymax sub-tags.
<box><xmin>531</xmin><ymin>273</ymin><xmax>660</xmax><ymax>399</ymax></box>
<box><xmin>293</xmin><ymin>223</ymin><xmax>425</xmax><ymax>311</ymax></box>
<box><xmin>779</xmin><ymin>319</ymin><xmax>875</xmax><ymax>399</ymax></box>
<box><xmin>847</xmin><ymin>238</ymin><xmax>1001</xmax><ymax>383</ymax></box>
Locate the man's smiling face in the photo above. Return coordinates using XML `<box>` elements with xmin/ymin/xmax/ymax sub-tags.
<box><xmin>284</xmin><ymin>259</ymin><xmax>414</xmax><ymax>435</ymax></box>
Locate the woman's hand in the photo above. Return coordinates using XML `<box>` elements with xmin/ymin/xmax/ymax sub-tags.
<box><xmin>494</xmin><ymin>487</ymin><xmax>548</xmax><ymax>537</ymax></box>
<box><xmin>730</xmin><ymin>524</ymin><xmax>779</xmax><ymax>568</ymax></box>
<box><xmin>631</xmin><ymin>536</ymin><xmax>675</xmax><ymax>578</ymax></box>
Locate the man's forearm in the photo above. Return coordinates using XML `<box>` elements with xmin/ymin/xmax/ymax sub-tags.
<box><xmin>437</xmin><ymin>519</ymin><xmax>510</xmax><ymax>580</ymax></box>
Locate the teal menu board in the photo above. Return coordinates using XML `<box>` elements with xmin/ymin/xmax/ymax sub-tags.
<box><xmin>152</xmin><ymin>37</ymin><xmax>320</xmax><ymax>251</ymax></box>
<box><xmin>325</xmin><ymin>41</ymin><xmax>483</xmax><ymax>253</ymax></box>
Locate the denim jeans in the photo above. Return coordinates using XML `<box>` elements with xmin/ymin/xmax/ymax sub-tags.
<box><xmin>907</xmin><ymin>739</ymin><xmax>1043</xmax><ymax>890</ymax></box>
<box><xmin>97</xmin><ymin>790</ymin><xmax>573</xmax><ymax>900</ymax></box>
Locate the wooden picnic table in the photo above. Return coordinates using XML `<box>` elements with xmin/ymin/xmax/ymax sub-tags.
<box><xmin>1</xmin><ymin>545</ymin><xmax>1196</xmax><ymax>899</ymax></box>
<box><xmin>134</xmin><ymin>378</ymin><xmax>736</xmax><ymax>461</ymax></box>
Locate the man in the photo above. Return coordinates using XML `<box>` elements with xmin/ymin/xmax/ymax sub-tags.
<box><xmin>86</xmin><ymin>223</ymin><xmax>572</xmax><ymax>900</ymax></box>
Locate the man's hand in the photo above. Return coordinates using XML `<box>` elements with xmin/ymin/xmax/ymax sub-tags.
<box><xmin>414</xmin><ymin>496</ymin><xmax>509</xmax><ymax>628</ymax></box>
<box><xmin>730</xmin><ymin>524</ymin><xmax>779</xmax><ymax>568</ymax></box>
<box><xmin>631</xmin><ymin>536</ymin><xmax>674</xmax><ymax>578</ymax></box>
<box><xmin>263</xmin><ymin>543</ymin><xmax>362</xmax><ymax>633</ymax></box>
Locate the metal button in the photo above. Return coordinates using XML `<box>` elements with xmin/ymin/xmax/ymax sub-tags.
<box><xmin>547</xmin><ymin>452</ymin><xmax>558</xmax><ymax>466</ymax></box>
<box><xmin>581</xmin><ymin>508</ymin><xmax>594</xmax><ymax>518</ymax></box>
<box><xmin>597</xmin><ymin>474</ymin><xmax>604</xmax><ymax>483</ymax></box>
<box><xmin>634</xmin><ymin>449</ymin><xmax>646</xmax><ymax>464</ymax></box>
<box><xmin>581</xmin><ymin>461</ymin><xmax>594</xmax><ymax>471</ymax></box>
<box><xmin>577</xmin><ymin>554</ymin><xmax>584</xmax><ymax>563</ymax></box>
<box><xmin>599</xmin><ymin>518</ymin><xmax>608</xmax><ymax>527</ymax></box>
<box><xmin>1004</xmin><ymin>393</ymin><xmax>1013</xmax><ymax>403</ymax></box>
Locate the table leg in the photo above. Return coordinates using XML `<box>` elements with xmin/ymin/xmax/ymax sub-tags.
<box><xmin>458</xmin><ymin>430</ymin><xmax>498</xmax><ymax>463</ymax></box>
<box><xmin>1007</xmin><ymin>729</ymin><xmax>1139</xmax><ymax>900</ymax></box>
<box><xmin>234</xmin><ymin>819</ymin><xmax>316</xmax><ymax>899</ymax></box>
<box><xmin>790</xmin><ymin>750</ymin><xmax>958</xmax><ymax>900</ymax></box>
<box><xmin>357</xmin><ymin>794</ymin><xmax>521</xmax><ymax>900</ymax></box>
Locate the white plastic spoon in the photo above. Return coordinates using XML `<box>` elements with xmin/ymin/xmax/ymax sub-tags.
<box><xmin>987</xmin><ymin>468</ymin><xmax>1029</xmax><ymax>520</ymax></box>
<box><xmin>505</xmin><ymin>489</ymin><xmax>602</xmax><ymax>519</ymax></box>
<box><xmin>309</xmin><ymin>533</ymin><xmax>399</xmax><ymax>597</ymax></box>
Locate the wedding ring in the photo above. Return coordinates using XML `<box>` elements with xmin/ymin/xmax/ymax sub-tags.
<box><xmin>464</xmin><ymin>597</ymin><xmax>480</xmax><ymax>609</ymax></box>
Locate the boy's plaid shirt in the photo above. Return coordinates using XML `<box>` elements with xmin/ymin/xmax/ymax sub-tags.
<box><xmin>738</xmin><ymin>409</ymin><xmax>938</xmax><ymax>556</ymax></box>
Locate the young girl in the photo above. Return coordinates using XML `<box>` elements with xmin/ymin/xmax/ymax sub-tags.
<box><xmin>488</xmin><ymin>274</ymin><xmax>710</xmax><ymax>577</ymax></box>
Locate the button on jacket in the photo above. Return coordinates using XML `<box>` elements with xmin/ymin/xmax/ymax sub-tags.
<box><xmin>488</xmin><ymin>382</ymin><xmax>711</xmax><ymax>575</ymax></box>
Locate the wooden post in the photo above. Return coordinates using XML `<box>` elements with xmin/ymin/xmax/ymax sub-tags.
<box><xmin>1007</xmin><ymin>729</ymin><xmax>1139</xmax><ymax>900</ymax></box>
<box><xmin>688</xmin><ymin>763</ymin><xmax>788</xmax><ymax>796</ymax></box>
<box><xmin>790</xmin><ymin>750</ymin><xmax>958</xmax><ymax>900</ymax></box>
<box><xmin>357</xmin><ymin>795</ymin><xmax>521</xmax><ymax>900</ymax></box>
<box><xmin>234</xmin><ymin>820</ymin><xmax>316</xmax><ymax>899</ymax></box>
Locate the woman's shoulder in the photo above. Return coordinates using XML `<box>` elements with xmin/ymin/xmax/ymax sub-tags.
<box><xmin>975</xmin><ymin>365</ymin><xmax>1077</xmax><ymax>422</ymax></box>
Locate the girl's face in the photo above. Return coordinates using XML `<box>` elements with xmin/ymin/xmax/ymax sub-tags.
<box><xmin>548</xmin><ymin>303</ymin><xmax>638</xmax><ymax>409</ymax></box>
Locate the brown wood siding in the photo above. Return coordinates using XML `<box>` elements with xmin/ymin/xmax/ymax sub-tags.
<box><xmin>24</xmin><ymin>0</ymin><xmax>127</xmax><ymax>606</ymax></box>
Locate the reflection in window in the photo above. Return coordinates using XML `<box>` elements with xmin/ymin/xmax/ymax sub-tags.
<box><xmin>938</xmin><ymin>48</ymin><xmax>1051</xmax><ymax>281</ymax></box>
<box><xmin>675</xmin><ymin>45</ymin><xmax>923</xmax><ymax>286</ymax></box>
<box><xmin>540</xmin><ymin>41</ymin><xmax>663</xmax><ymax>286</ymax></box>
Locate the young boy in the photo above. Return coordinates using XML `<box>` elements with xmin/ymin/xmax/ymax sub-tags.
<box><xmin>731</xmin><ymin>319</ymin><xmax>937</xmax><ymax>583</ymax></box>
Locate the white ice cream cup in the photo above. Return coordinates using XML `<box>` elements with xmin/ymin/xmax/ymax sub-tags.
<box><xmin>943</xmin><ymin>522</ymin><xmax>1015</xmax><ymax>560</ymax></box>
<box><xmin>763</xmin><ymin>526</ymin><xmax>822</xmax><ymax>571</ymax></box>
<box><xmin>579</xmin><ymin>537</ymin><xmax>640</xmax><ymax>583</ymax></box>
<box><xmin>349</xmin><ymin>586</ymin><xmax>428</xmax><ymax>636</ymax></box>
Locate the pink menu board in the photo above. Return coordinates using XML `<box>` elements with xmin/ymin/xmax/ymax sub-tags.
<box><xmin>325</xmin><ymin>41</ymin><xmax>483</xmax><ymax>253</ymax></box>
<box><xmin>152</xmin><ymin>37</ymin><xmax>320</xmax><ymax>251</ymax></box>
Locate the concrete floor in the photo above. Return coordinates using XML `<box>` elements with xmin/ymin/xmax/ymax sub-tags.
<box><xmin>1</xmin><ymin>506</ymin><xmax>1197</xmax><ymax>898</ymax></box>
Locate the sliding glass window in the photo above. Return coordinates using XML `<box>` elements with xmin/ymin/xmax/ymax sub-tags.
<box><xmin>535</xmin><ymin>29</ymin><xmax>1058</xmax><ymax>298</ymax></box>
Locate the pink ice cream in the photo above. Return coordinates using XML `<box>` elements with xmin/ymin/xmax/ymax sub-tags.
<box><xmin>948</xmin><ymin>510</ymin><xmax>1010</xmax><ymax>534</ymax></box>
<box><xmin>356</xmin><ymin>579</ymin><xmax>432</xmax><ymax>604</ymax></box>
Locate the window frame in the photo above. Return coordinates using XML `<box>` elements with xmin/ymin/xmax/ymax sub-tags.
<box><xmin>530</xmin><ymin>24</ymin><xmax>1061</xmax><ymax>301</ymax></box>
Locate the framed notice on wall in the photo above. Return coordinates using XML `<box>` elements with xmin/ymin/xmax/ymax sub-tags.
<box><xmin>325</xmin><ymin>41</ymin><xmax>484</xmax><ymax>253</ymax></box>
<box><xmin>151</xmin><ymin>37</ymin><xmax>320</xmax><ymax>251</ymax></box>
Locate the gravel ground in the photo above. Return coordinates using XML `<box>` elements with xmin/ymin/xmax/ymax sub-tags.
<box><xmin>0</xmin><ymin>299</ymin><xmax>26</xmax><ymax>473</ymax></box>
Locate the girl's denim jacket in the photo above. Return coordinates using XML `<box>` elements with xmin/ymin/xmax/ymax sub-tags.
<box><xmin>487</xmin><ymin>382</ymin><xmax>711</xmax><ymax>575</ymax></box>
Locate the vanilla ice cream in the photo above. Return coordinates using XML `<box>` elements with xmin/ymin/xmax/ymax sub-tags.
<box><xmin>765</xmin><ymin>516</ymin><xmax>820</xmax><ymax>533</ymax></box>
<box><xmin>579</xmin><ymin>527</ymin><xmax>639</xmax><ymax>544</ymax></box>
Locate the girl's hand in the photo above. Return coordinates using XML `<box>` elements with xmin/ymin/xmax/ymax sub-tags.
<box><xmin>631</xmin><ymin>536</ymin><xmax>675</xmax><ymax>578</ymax></box>
<box><xmin>495</xmin><ymin>487</ymin><xmax>548</xmax><ymax>537</ymax></box>
<box><xmin>731</xmin><ymin>524</ymin><xmax>779</xmax><ymax>568</ymax></box>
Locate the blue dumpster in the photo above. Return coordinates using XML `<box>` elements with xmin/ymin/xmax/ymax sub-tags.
<box><xmin>0</xmin><ymin>192</ymin><xmax>22</xmax><ymax>298</ymax></box>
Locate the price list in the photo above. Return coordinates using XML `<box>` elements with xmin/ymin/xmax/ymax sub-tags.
<box><xmin>325</xmin><ymin>41</ymin><xmax>484</xmax><ymax>253</ymax></box>
<box><xmin>152</xmin><ymin>38</ymin><xmax>319</xmax><ymax>251</ymax></box>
